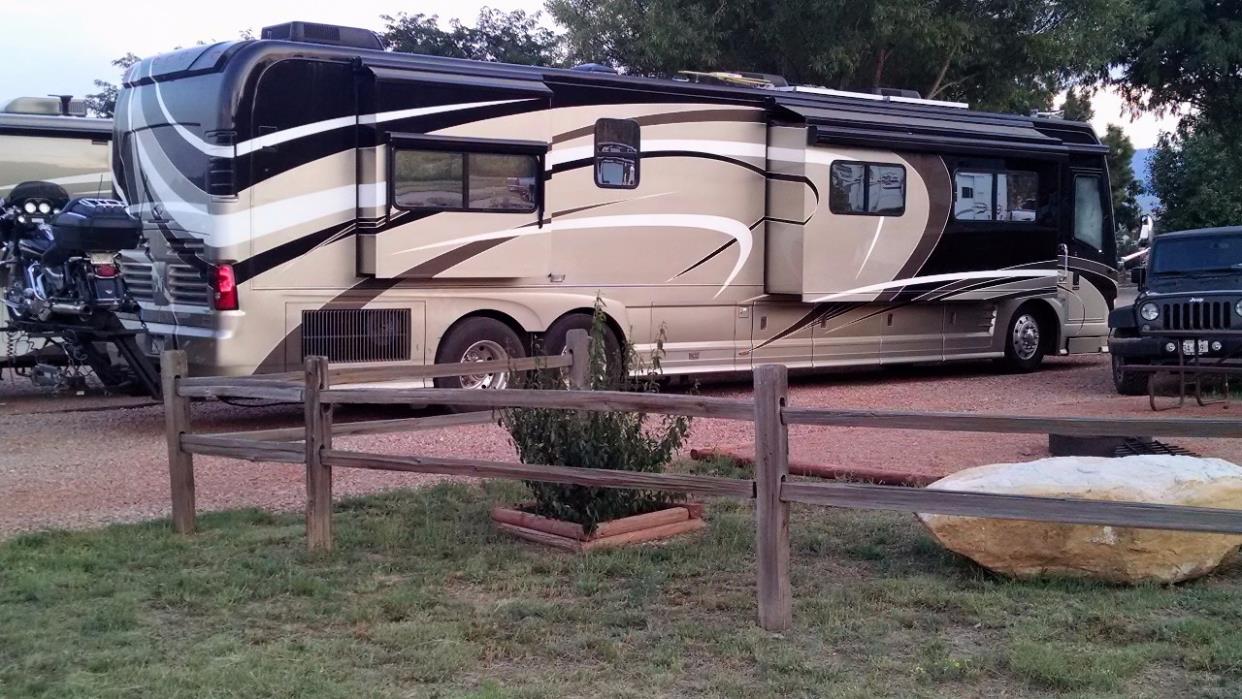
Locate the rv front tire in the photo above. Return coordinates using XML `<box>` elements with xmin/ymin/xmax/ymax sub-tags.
<box><xmin>998</xmin><ymin>306</ymin><xmax>1047</xmax><ymax>373</ymax></box>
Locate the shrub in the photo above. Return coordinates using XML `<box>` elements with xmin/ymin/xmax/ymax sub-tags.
<box><xmin>499</xmin><ymin>300</ymin><xmax>691</xmax><ymax>532</ymax></box>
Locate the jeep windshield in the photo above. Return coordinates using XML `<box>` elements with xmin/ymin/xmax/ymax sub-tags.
<box><xmin>1151</xmin><ymin>234</ymin><xmax>1242</xmax><ymax>277</ymax></box>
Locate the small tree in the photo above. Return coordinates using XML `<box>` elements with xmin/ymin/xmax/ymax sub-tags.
<box><xmin>500</xmin><ymin>300</ymin><xmax>691</xmax><ymax>532</ymax></box>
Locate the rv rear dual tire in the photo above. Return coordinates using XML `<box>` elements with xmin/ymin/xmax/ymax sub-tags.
<box><xmin>434</xmin><ymin>317</ymin><xmax>526</xmax><ymax>391</ymax></box>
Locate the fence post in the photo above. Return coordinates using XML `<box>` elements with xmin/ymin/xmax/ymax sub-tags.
<box><xmin>161</xmin><ymin>350</ymin><xmax>196</xmax><ymax>534</ymax></box>
<box><xmin>566</xmin><ymin>328</ymin><xmax>591</xmax><ymax>389</ymax></box>
<box><xmin>754</xmin><ymin>363</ymin><xmax>792</xmax><ymax>632</ymax></box>
<box><xmin>304</xmin><ymin>355</ymin><xmax>333</xmax><ymax>552</ymax></box>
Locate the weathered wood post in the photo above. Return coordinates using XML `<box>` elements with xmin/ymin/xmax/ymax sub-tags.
<box><xmin>566</xmin><ymin>328</ymin><xmax>591</xmax><ymax>390</ymax></box>
<box><xmin>754</xmin><ymin>363</ymin><xmax>792</xmax><ymax>632</ymax></box>
<box><xmin>161</xmin><ymin>350</ymin><xmax>196</xmax><ymax>534</ymax></box>
<box><xmin>304</xmin><ymin>356</ymin><xmax>334</xmax><ymax>552</ymax></box>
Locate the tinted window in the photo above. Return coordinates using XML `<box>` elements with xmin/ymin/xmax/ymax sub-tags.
<box><xmin>1074</xmin><ymin>175</ymin><xmax>1104</xmax><ymax>250</ymax></box>
<box><xmin>829</xmin><ymin>162</ymin><xmax>865</xmax><ymax>213</ymax></box>
<box><xmin>468</xmin><ymin>153</ymin><xmax>539</xmax><ymax>210</ymax></box>
<box><xmin>1153</xmin><ymin>236</ymin><xmax>1242</xmax><ymax>275</ymax></box>
<box><xmin>868</xmin><ymin>165</ymin><xmax>905</xmax><ymax>214</ymax></box>
<box><xmin>1000</xmin><ymin>171</ymin><xmax>1039</xmax><ymax>222</ymax></box>
<box><xmin>830</xmin><ymin>161</ymin><xmax>906</xmax><ymax>215</ymax></box>
<box><xmin>595</xmin><ymin>118</ymin><xmax>640</xmax><ymax>188</ymax></box>
<box><xmin>393</xmin><ymin>150</ymin><xmax>538</xmax><ymax>212</ymax></box>
<box><xmin>394</xmin><ymin>151</ymin><xmax>464</xmax><ymax>209</ymax></box>
<box><xmin>954</xmin><ymin>170</ymin><xmax>1042</xmax><ymax>222</ymax></box>
<box><xmin>954</xmin><ymin>171</ymin><xmax>995</xmax><ymax>220</ymax></box>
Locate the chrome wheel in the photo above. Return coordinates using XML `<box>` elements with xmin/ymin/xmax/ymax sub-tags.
<box><xmin>1011</xmin><ymin>313</ymin><xmax>1041</xmax><ymax>361</ymax></box>
<box><xmin>458</xmin><ymin>340</ymin><xmax>510</xmax><ymax>389</ymax></box>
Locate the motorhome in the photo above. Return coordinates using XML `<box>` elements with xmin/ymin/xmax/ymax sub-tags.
<box><xmin>0</xmin><ymin>96</ymin><xmax>112</xmax><ymax>200</ymax></box>
<box><xmin>113</xmin><ymin>22</ymin><xmax>1118</xmax><ymax>386</ymax></box>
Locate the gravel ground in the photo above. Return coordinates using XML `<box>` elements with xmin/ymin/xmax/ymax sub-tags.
<box><xmin>2</xmin><ymin>354</ymin><xmax>1240</xmax><ymax>538</ymax></box>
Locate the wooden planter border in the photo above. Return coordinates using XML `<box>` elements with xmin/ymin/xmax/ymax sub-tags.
<box><xmin>491</xmin><ymin>503</ymin><xmax>706</xmax><ymax>552</ymax></box>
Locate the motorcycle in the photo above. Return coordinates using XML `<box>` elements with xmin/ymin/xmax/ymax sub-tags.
<box><xmin>1</xmin><ymin>182</ymin><xmax>158</xmax><ymax>395</ymax></box>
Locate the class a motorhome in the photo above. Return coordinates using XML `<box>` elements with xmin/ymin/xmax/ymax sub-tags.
<box><xmin>113</xmin><ymin>21</ymin><xmax>1118</xmax><ymax>384</ymax></box>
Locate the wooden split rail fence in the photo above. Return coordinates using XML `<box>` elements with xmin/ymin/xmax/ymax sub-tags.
<box><xmin>163</xmin><ymin>330</ymin><xmax>1242</xmax><ymax>632</ymax></box>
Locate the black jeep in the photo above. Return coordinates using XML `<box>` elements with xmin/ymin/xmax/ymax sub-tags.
<box><xmin>1108</xmin><ymin>226</ymin><xmax>1242</xmax><ymax>395</ymax></box>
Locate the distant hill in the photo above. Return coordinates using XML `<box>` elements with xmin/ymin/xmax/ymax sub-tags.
<box><xmin>1132</xmin><ymin>148</ymin><xmax>1160</xmax><ymax>214</ymax></box>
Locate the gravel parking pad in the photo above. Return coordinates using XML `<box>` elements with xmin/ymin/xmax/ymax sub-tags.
<box><xmin>3</xmin><ymin>355</ymin><xmax>1240</xmax><ymax>537</ymax></box>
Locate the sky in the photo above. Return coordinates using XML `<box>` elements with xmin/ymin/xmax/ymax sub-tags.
<box><xmin>2</xmin><ymin>0</ymin><xmax>1181</xmax><ymax>148</ymax></box>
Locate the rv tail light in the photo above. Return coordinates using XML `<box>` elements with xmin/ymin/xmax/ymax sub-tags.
<box><xmin>212</xmin><ymin>263</ymin><xmax>239</xmax><ymax>311</ymax></box>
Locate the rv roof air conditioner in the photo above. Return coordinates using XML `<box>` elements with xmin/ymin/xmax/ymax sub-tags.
<box><xmin>3</xmin><ymin>96</ymin><xmax>87</xmax><ymax>117</ymax></box>
<box><xmin>872</xmin><ymin>87</ymin><xmax>922</xmax><ymax>99</ymax></box>
<box><xmin>260</xmin><ymin>21</ymin><xmax>384</xmax><ymax>51</ymax></box>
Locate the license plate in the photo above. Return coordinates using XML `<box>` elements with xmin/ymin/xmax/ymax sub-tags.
<box><xmin>1181</xmin><ymin>339</ymin><xmax>1210</xmax><ymax>355</ymax></box>
<box><xmin>89</xmin><ymin>252</ymin><xmax>115</xmax><ymax>265</ymax></box>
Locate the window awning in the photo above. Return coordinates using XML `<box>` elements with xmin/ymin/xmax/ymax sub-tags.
<box><xmin>367</xmin><ymin>66</ymin><xmax>552</xmax><ymax>96</ymax></box>
<box><xmin>776</xmin><ymin>101</ymin><xmax>1104</xmax><ymax>158</ymax></box>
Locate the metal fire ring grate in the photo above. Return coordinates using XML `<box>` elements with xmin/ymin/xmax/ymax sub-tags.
<box><xmin>1114</xmin><ymin>438</ymin><xmax>1200</xmax><ymax>458</ymax></box>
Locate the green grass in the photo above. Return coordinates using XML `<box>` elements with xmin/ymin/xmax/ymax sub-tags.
<box><xmin>2</xmin><ymin>476</ymin><xmax>1241</xmax><ymax>698</ymax></box>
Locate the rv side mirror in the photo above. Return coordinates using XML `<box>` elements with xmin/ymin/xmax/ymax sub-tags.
<box><xmin>1130</xmin><ymin>267</ymin><xmax>1146</xmax><ymax>286</ymax></box>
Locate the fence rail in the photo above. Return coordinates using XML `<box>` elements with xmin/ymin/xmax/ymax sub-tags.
<box><xmin>161</xmin><ymin>328</ymin><xmax>1242</xmax><ymax>633</ymax></box>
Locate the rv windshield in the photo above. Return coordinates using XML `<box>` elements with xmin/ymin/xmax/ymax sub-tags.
<box><xmin>1151</xmin><ymin>234</ymin><xmax>1242</xmax><ymax>276</ymax></box>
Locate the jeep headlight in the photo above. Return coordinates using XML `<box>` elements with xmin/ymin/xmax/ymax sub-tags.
<box><xmin>1140</xmin><ymin>303</ymin><xmax>1160</xmax><ymax>321</ymax></box>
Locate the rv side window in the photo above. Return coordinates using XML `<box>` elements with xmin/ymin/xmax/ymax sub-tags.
<box><xmin>392</xmin><ymin>149</ymin><xmax>538</xmax><ymax>212</ymax></box>
<box><xmin>594</xmin><ymin>118</ymin><xmax>640</xmax><ymax>188</ymax></box>
<box><xmin>954</xmin><ymin>170</ymin><xmax>1042</xmax><ymax>222</ymax></box>
<box><xmin>1073</xmin><ymin>175</ymin><xmax>1105</xmax><ymax>250</ymax></box>
<box><xmin>954</xmin><ymin>171</ymin><xmax>995</xmax><ymax>220</ymax></box>
<box><xmin>829</xmin><ymin>161</ymin><xmax>906</xmax><ymax>216</ymax></box>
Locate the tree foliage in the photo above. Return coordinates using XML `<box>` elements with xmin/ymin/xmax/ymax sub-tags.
<box><xmin>84</xmin><ymin>53</ymin><xmax>140</xmax><ymax>118</ymax></box>
<box><xmin>1149</xmin><ymin>117</ymin><xmax>1242</xmax><ymax>233</ymax></box>
<box><xmin>500</xmin><ymin>303</ymin><xmax>690</xmax><ymax>532</ymax></box>
<box><xmin>1101</xmin><ymin>124</ymin><xmax>1143</xmax><ymax>235</ymax></box>
<box><xmin>1109</xmin><ymin>0</ymin><xmax>1242</xmax><ymax>135</ymax></box>
<box><xmin>1060</xmin><ymin>87</ymin><xmax>1095</xmax><ymax>122</ymax></box>
<box><xmin>546</xmin><ymin>0</ymin><xmax>1135</xmax><ymax>112</ymax></box>
<box><xmin>382</xmin><ymin>8</ymin><xmax>563</xmax><ymax>66</ymax></box>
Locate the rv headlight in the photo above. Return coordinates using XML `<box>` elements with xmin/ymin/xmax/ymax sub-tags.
<box><xmin>1140</xmin><ymin>303</ymin><xmax>1160</xmax><ymax>321</ymax></box>
<box><xmin>22</xmin><ymin>201</ymin><xmax>36</xmax><ymax>214</ymax></box>
<box><xmin>36</xmin><ymin>201</ymin><xmax>51</xmax><ymax>215</ymax></box>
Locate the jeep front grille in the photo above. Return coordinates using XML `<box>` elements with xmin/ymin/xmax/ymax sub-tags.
<box><xmin>1163</xmin><ymin>301</ymin><xmax>1233</xmax><ymax>331</ymax></box>
<box><xmin>301</xmin><ymin>308</ymin><xmax>412</xmax><ymax>363</ymax></box>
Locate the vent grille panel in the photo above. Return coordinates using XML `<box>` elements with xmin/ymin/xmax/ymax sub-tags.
<box><xmin>167</xmin><ymin>264</ymin><xmax>210</xmax><ymax>306</ymax></box>
<box><xmin>301</xmin><ymin>308</ymin><xmax>411</xmax><ymax>363</ymax></box>
<box><xmin>120</xmin><ymin>261</ymin><xmax>155</xmax><ymax>302</ymax></box>
<box><xmin>1162</xmin><ymin>301</ymin><xmax>1233</xmax><ymax>331</ymax></box>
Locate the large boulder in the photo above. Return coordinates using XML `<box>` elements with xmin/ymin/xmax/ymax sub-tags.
<box><xmin>917</xmin><ymin>455</ymin><xmax>1242</xmax><ymax>584</ymax></box>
